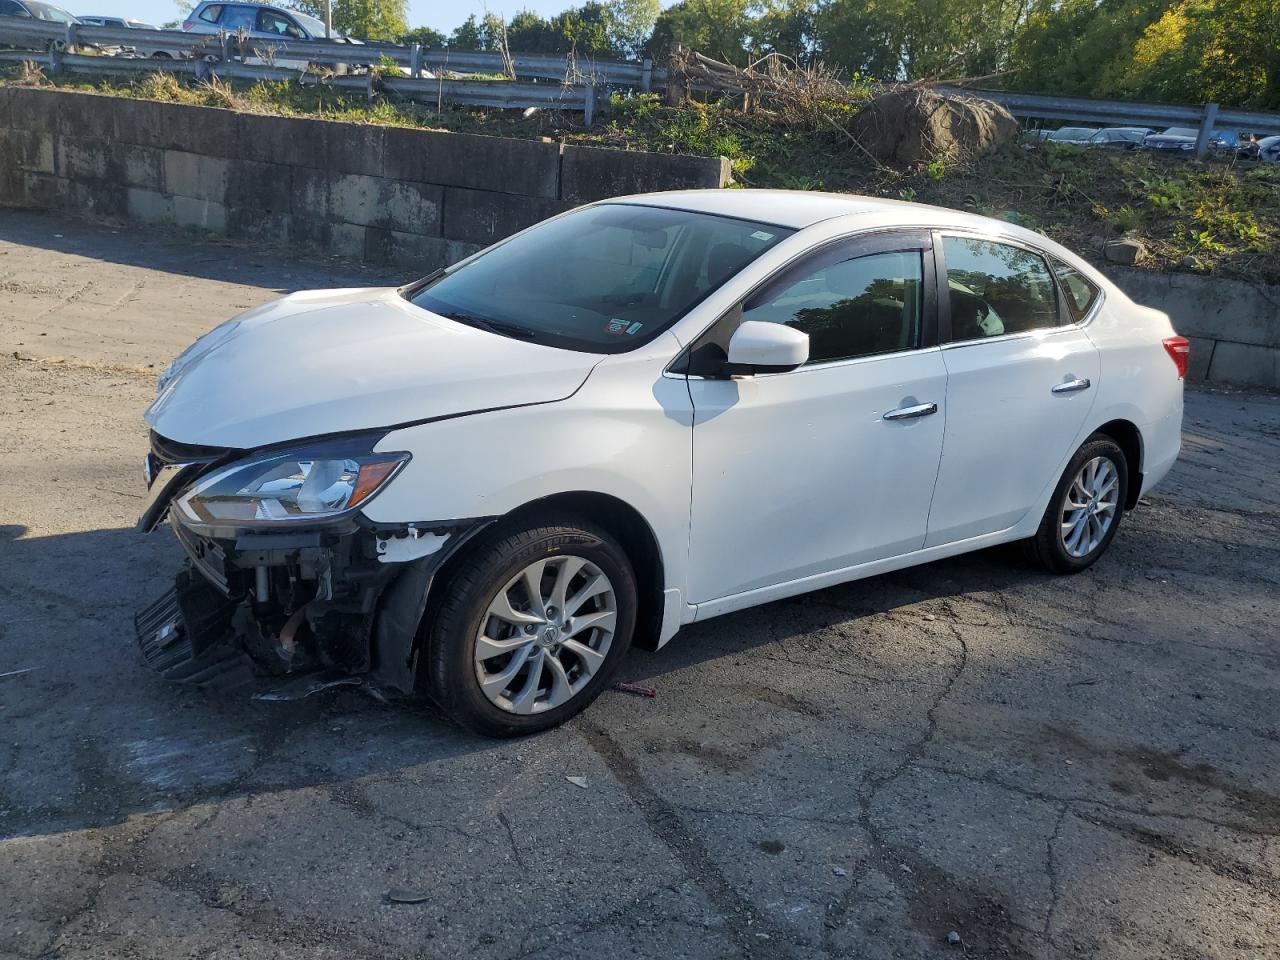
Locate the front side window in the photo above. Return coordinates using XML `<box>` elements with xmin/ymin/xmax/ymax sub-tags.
<box><xmin>408</xmin><ymin>204</ymin><xmax>792</xmax><ymax>354</ymax></box>
<box><xmin>0</xmin><ymin>0</ymin><xmax>30</xmax><ymax>14</ymax></box>
<box><xmin>1052</xmin><ymin>260</ymin><xmax>1101</xmax><ymax>322</ymax></box>
<box><xmin>256</xmin><ymin>8</ymin><xmax>302</xmax><ymax>36</ymax></box>
<box><xmin>741</xmin><ymin>250</ymin><xmax>923</xmax><ymax>364</ymax></box>
<box><xmin>943</xmin><ymin>237</ymin><xmax>1058</xmax><ymax>341</ymax></box>
<box><xmin>197</xmin><ymin>3</ymin><xmax>223</xmax><ymax>23</ymax></box>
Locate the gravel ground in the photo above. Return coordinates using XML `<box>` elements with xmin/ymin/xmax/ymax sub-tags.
<box><xmin>1</xmin><ymin>211</ymin><xmax>1278</xmax><ymax>960</ymax></box>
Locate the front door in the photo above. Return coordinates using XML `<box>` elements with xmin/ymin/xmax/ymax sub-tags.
<box><xmin>684</xmin><ymin>232</ymin><xmax>948</xmax><ymax>605</ymax></box>
<box><xmin>924</xmin><ymin>233</ymin><xmax>1101</xmax><ymax>546</ymax></box>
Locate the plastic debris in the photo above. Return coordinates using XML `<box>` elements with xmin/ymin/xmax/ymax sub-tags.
<box><xmin>612</xmin><ymin>682</ymin><xmax>658</xmax><ymax>698</ymax></box>
<box><xmin>566</xmin><ymin>776</ymin><xmax>588</xmax><ymax>789</ymax></box>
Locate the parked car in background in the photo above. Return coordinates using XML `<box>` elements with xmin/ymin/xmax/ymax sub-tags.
<box><xmin>0</xmin><ymin>0</ymin><xmax>78</xmax><ymax>24</ymax></box>
<box><xmin>1088</xmin><ymin>127</ymin><xmax>1154</xmax><ymax>150</ymax></box>
<box><xmin>182</xmin><ymin>1</ymin><xmax>361</xmax><ymax>69</ymax></box>
<box><xmin>1143</xmin><ymin>126</ymin><xmax>1241</xmax><ymax>153</ymax></box>
<box><xmin>135</xmin><ymin>191</ymin><xmax>1188</xmax><ymax>737</ymax></box>
<box><xmin>79</xmin><ymin>14</ymin><xmax>160</xmax><ymax>27</ymax></box>
<box><xmin>1045</xmin><ymin>127</ymin><xmax>1099</xmax><ymax>144</ymax></box>
<box><xmin>77</xmin><ymin>14</ymin><xmax>176</xmax><ymax>57</ymax></box>
<box><xmin>1255</xmin><ymin>135</ymin><xmax>1280</xmax><ymax>164</ymax></box>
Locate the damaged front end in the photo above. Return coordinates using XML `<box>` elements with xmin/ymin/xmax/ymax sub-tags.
<box><xmin>134</xmin><ymin>430</ymin><xmax>483</xmax><ymax>700</ymax></box>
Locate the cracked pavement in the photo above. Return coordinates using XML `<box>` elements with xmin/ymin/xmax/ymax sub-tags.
<box><xmin>2</xmin><ymin>210</ymin><xmax>1279</xmax><ymax>959</ymax></box>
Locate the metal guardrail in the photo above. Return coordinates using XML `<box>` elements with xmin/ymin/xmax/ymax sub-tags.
<box><xmin>0</xmin><ymin>49</ymin><xmax>602</xmax><ymax>121</ymax></box>
<box><xmin>0</xmin><ymin>15</ymin><xmax>663</xmax><ymax>90</ymax></box>
<box><xmin>938</xmin><ymin>86</ymin><xmax>1280</xmax><ymax>140</ymax></box>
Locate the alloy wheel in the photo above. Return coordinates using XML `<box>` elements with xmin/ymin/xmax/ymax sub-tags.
<box><xmin>473</xmin><ymin>555</ymin><xmax>616</xmax><ymax>715</ymax></box>
<box><xmin>1060</xmin><ymin>456</ymin><xmax>1120</xmax><ymax>558</ymax></box>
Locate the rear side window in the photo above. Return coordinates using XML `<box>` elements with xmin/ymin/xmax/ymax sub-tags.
<box><xmin>220</xmin><ymin>4</ymin><xmax>255</xmax><ymax>29</ymax></box>
<box><xmin>943</xmin><ymin>237</ymin><xmax>1058</xmax><ymax>340</ymax></box>
<box><xmin>1052</xmin><ymin>260</ymin><xmax>1101</xmax><ymax>322</ymax></box>
<box><xmin>197</xmin><ymin>4</ymin><xmax>223</xmax><ymax>23</ymax></box>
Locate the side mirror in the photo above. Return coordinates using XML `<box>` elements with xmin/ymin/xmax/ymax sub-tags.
<box><xmin>725</xmin><ymin>321</ymin><xmax>809</xmax><ymax>376</ymax></box>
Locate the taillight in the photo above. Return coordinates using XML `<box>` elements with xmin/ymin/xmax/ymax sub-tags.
<box><xmin>1163</xmin><ymin>336</ymin><xmax>1190</xmax><ymax>379</ymax></box>
<box><xmin>181</xmin><ymin>19</ymin><xmax>193</xmax><ymax>30</ymax></box>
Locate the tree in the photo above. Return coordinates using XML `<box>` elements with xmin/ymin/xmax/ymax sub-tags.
<box><xmin>550</xmin><ymin>2</ymin><xmax>617</xmax><ymax>56</ymax></box>
<box><xmin>606</xmin><ymin>0</ymin><xmax>661</xmax><ymax>57</ymax></box>
<box><xmin>400</xmin><ymin>25</ymin><xmax>447</xmax><ymax>47</ymax></box>
<box><xmin>646</xmin><ymin>0</ymin><xmax>752</xmax><ymax>64</ymax></box>
<box><xmin>750</xmin><ymin>0</ymin><xmax>815</xmax><ymax>63</ymax></box>
<box><xmin>293</xmin><ymin>0</ymin><xmax>408</xmax><ymax>40</ymax></box>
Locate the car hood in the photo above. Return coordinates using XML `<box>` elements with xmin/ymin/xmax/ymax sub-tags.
<box><xmin>145</xmin><ymin>287</ymin><xmax>601</xmax><ymax>449</ymax></box>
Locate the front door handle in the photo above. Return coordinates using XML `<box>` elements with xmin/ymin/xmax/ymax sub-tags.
<box><xmin>1051</xmin><ymin>378</ymin><xmax>1092</xmax><ymax>394</ymax></box>
<box><xmin>883</xmin><ymin>402</ymin><xmax>938</xmax><ymax>421</ymax></box>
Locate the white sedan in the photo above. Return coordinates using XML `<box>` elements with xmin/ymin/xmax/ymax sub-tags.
<box><xmin>136</xmin><ymin>191</ymin><xmax>1188</xmax><ymax>736</ymax></box>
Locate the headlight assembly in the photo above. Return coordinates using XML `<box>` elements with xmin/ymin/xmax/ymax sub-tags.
<box><xmin>173</xmin><ymin>436</ymin><xmax>409</xmax><ymax>533</ymax></box>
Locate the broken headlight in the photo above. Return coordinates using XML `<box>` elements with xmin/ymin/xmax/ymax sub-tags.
<box><xmin>173</xmin><ymin>437</ymin><xmax>409</xmax><ymax>532</ymax></box>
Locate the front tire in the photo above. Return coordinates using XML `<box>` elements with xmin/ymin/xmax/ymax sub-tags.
<box><xmin>426</xmin><ymin>517</ymin><xmax>637</xmax><ymax>737</ymax></box>
<box><xmin>1026</xmin><ymin>435</ymin><xmax>1129</xmax><ymax>574</ymax></box>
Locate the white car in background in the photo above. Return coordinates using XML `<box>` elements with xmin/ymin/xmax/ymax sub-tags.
<box><xmin>135</xmin><ymin>191</ymin><xmax>1188</xmax><ymax>736</ymax></box>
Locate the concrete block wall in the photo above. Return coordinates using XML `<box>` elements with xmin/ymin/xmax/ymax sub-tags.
<box><xmin>1103</xmin><ymin>266</ymin><xmax>1280</xmax><ymax>389</ymax></box>
<box><xmin>0</xmin><ymin>85</ymin><xmax>732</xmax><ymax>269</ymax></box>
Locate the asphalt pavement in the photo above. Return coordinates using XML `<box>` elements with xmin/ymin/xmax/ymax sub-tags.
<box><xmin>2</xmin><ymin>210</ymin><xmax>1278</xmax><ymax>960</ymax></box>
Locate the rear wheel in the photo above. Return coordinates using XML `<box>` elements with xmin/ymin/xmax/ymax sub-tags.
<box><xmin>426</xmin><ymin>517</ymin><xmax>637</xmax><ymax>737</ymax></box>
<box><xmin>1026</xmin><ymin>435</ymin><xmax>1129</xmax><ymax>574</ymax></box>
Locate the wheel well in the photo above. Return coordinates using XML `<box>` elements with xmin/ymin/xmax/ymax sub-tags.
<box><xmin>422</xmin><ymin>492</ymin><xmax>667</xmax><ymax>659</ymax></box>
<box><xmin>1092</xmin><ymin>419</ymin><xmax>1144</xmax><ymax>509</ymax></box>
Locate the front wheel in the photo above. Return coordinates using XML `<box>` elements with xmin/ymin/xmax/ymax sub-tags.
<box><xmin>1026</xmin><ymin>435</ymin><xmax>1129</xmax><ymax>574</ymax></box>
<box><xmin>425</xmin><ymin>517</ymin><xmax>637</xmax><ymax>737</ymax></box>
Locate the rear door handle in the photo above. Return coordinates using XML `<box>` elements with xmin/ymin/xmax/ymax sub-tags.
<box><xmin>1051</xmin><ymin>378</ymin><xmax>1092</xmax><ymax>394</ymax></box>
<box><xmin>883</xmin><ymin>402</ymin><xmax>938</xmax><ymax>421</ymax></box>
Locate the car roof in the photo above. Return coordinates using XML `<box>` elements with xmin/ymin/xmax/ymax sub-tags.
<box><xmin>612</xmin><ymin>189</ymin><xmax>1056</xmax><ymax>243</ymax></box>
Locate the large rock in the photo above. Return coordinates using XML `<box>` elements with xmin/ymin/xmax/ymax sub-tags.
<box><xmin>851</xmin><ymin>88</ymin><xmax>1018</xmax><ymax>165</ymax></box>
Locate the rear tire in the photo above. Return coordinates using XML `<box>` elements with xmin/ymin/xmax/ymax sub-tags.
<box><xmin>1026</xmin><ymin>435</ymin><xmax>1129</xmax><ymax>574</ymax></box>
<box><xmin>426</xmin><ymin>517</ymin><xmax>637</xmax><ymax>737</ymax></box>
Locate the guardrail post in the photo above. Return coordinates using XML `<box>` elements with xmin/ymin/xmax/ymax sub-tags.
<box><xmin>65</xmin><ymin>22</ymin><xmax>77</xmax><ymax>52</ymax></box>
<box><xmin>366</xmin><ymin>69</ymin><xmax>375</xmax><ymax>103</ymax></box>
<box><xmin>410</xmin><ymin>42</ymin><xmax>421</xmax><ymax>78</ymax></box>
<box><xmin>584</xmin><ymin>84</ymin><xmax>595</xmax><ymax>126</ymax></box>
<box><xmin>1194</xmin><ymin>102</ymin><xmax>1219</xmax><ymax>159</ymax></box>
<box><xmin>641</xmin><ymin>57</ymin><xmax>652</xmax><ymax>92</ymax></box>
<box><xmin>221</xmin><ymin>31</ymin><xmax>234</xmax><ymax>64</ymax></box>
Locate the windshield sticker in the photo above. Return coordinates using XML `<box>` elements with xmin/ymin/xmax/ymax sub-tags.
<box><xmin>625</xmin><ymin>321</ymin><xmax>643</xmax><ymax>335</ymax></box>
<box><xmin>606</xmin><ymin>318</ymin><xmax>629</xmax><ymax>335</ymax></box>
<box><xmin>750</xmin><ymin>230</ymin><xmax>775</xmax><ymax>241</ymax></box>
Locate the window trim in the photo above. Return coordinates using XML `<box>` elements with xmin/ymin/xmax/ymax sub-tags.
<box><xmin>933</xmin><ymin>230</ymin><xmax>1068</xmax><ymax>346</ymax></box>
<box><xmin>667</xmin><ymin>228</ymin><xmax>937</xmax><ymax>378</ymax></box>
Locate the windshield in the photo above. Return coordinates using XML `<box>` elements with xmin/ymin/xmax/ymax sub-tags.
<box><xmin>292</xmin><ymin>9</ymin><xmax>326</xmax><ymax>34</ymax></box>
<box><xmin>1161</xmin><ymin>128</ymin><xmax>1198</xmax><ymax>138</ymax></box>
<box><xmin>407</xmin><ymin>204</ymin><xmax>794</xmax><ymax>353</ymax></box>
<box><xmin>25</xmin><ymin>1</ymin><xmax>76</xmax><ymax>21</ymax></box>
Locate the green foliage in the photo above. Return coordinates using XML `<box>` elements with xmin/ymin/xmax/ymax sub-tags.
<box><xmin>605</xmin><ymin>0</ymin><xmax>661</xmax><ymax>57</ymax></box>
<box><xmin>293</xmin><ymin>0</ymin><xmax>408</xmax><ymax>40</ymax></box>
<box><xmin>925</xmin><ymin>156</ymin><xmax>946</xmax><ymax>180</ymax></box>
<box><xmin>400</xmin><ymin>25</ymin><xmax>447</xmax><ymax>47</ymax></box>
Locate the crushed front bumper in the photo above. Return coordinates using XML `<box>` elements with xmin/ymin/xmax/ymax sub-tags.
<box><xmin>133</xmin><ymin>432</ymin><xmax>487</xmax><ymax>698</ymax></box>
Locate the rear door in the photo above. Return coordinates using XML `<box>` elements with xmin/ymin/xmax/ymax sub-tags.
<box><xmin>924</xmin><ymin>233</ymin><xmax>1100</xmax><ymax>547</ymax></box>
